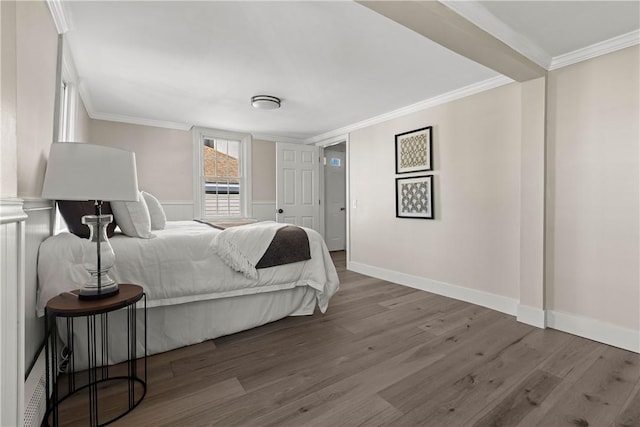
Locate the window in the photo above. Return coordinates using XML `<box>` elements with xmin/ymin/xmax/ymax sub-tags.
<box><xmin>193</xmin><ymin>128</ymin><xmax>252</xmax><ymax>219</ymax></box>
<box><xmin>203</xmin><ymin>137</ymin><xmax>241</xmax><ymax>217</ymax></box>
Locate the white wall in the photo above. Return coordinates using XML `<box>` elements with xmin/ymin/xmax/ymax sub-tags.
<box><xmin>348</xmin><ymin>48</ymin><xmax>639</xmax><ymax>352</ymax></box>
<box><xmin>88</xmin><ymin>121</ymin><xmax>279</xmax><ymax>220</ymax></box>
<box><xmin>75</xmin><ymin>97</ymin><xmax>91</xmax><ymax>142</ymax></box>
<box><xmin>1</xmin><ymin>1</ymin><xmax>58</xmax><ymax>425</ymax></box>
<box><xmin>518</xmin><ymin>77</ymin><xmax>546</xmax><ymax>326</ymax></box>
<box><xmin>1</xmin><ymin>1</ymin><xmax>18</xmax><ymax>198</ymax></box>
<box><xmin>349</xmin><ymin>83</ymin><xmax>522</xmax><ymax>303</ymax></box>
<box><xmin>16</xmin><ymin>0</ymin><xmax>57</xmax><ymax>198</ymax></box>
<box><xmin>252</xmin><ymin>139</ymin><xmax>276</xmax><ymax>202</ymax></box>
<box><xmin>546</xmin><ymin>46</ymin><xmax>639</xmax><ymax>336</ymax></box>
<box><xmin>89</xmin><ymin>119</ymin><xmax>193</xmax><ymax>200</ymax></box>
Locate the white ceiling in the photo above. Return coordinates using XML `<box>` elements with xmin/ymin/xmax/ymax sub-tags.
<box><xmin>62</xmin><ymin>1</ymin><xmax>639</xmax><ymax>142</ymax></box>
<box><xmin>479</xmin><ymin>0</ymin><xmax>639</xmax><ymax>58</ymax></box>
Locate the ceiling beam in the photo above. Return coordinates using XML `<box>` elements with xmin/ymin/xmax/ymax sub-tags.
<box><xmin>356</xmin><ymin>1</ymin><xmax>546</xmax><ymax>82</ymax></box>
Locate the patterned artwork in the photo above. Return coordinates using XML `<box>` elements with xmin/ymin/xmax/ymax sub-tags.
<box><xmin>400</xmin><ymin>181</ymin><xmax>429</xmax><ymax>213</ymax></box>
<box><xmin>395</xmin><ymin>126</ymin><xmax>432</xmax><ymax>174</ymax></box>
<box><xmin>396</xmin><ymin>175</ymin><xmax>433</xmax><ymax>219</ymax></box>
<box><xmin>400</xmin><ymin>134</ymin><xmax>428</xmax><ymax>170</ymax></box>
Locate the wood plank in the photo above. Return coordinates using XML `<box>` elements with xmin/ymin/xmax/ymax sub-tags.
<box><xmin>471</xmin><ymin>369</ymin><xmax>562</xmax><ymax>427</ymax></box>
<box><xmin>534</xmin><ymin>346</ymin><xmax>640</xmax><ymax>427</ymax></box>
<box><xmin>118</xmin><ymin>377</ymin><xmax>245</xmax><ymax>427</ymax></box>
<box><xmin>417</xmin><ymin>302</ymin><xmax>493</xmax><ymax>336</ymax></box>
<box><xmin>378</xmin><ymin>288</ymin><xmax>439</xmax><ymax>309</ymax></box>
<box><xmin>378</xmin><ymin>311</ymin><xmax>527</xmax><ymax>414</ymax></box>
<box><xmin>343</xmin><ymin>293</ymin><xmax>467</xmax><ymax>335</ymax></box>
<box><xmin>387</xmin><ymin>327</ymin><xmax>568</xmax><ymax>426</ymax></box>
<box><xmin>86</xmin><ymin>251</ymin><xmax>639</xmax><ymax>426</ymax></box>
<box><xmin>616</xmin><ymin>378</ymin><xmax>640</xmax><ymax>427</ymax></box>
<box><xmin>516</xmin><ymin>339</ymin><xmax>608</xmax><ymax>426</ymax></box>
<box><xmin>170</xmin><ymin>318</ymin><xmax>353</xmax><ymax>377</ymax></box>
<box><xmin>232</xmin><ymin>339</ymin><xmax>445</xmax><ymax>426</ymax></box>
<box><xmin>237</xmin><ymin>321</ymin><xmax>436</xmax><ymax>393</ymax></box>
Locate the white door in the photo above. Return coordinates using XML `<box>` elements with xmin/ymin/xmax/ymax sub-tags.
<box><xmin>324</xmin><ymin>145</ymin><xmax>346</xmax><ymax>251</ymax></box>
<box><xmin>276</xmin><ymin>142</ymin><xmax>320</xmax><ymax>230</ymax></box>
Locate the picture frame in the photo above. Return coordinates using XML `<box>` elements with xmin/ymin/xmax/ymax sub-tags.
<box><xmin>396</xmin><ymin>175</ymin><xmax>434</xmax><ymax>219</ymax></box>
<box><xmin>395</xmin><ymin>126</ymin><xmax>432</xmax><ymax>174</ymax></box>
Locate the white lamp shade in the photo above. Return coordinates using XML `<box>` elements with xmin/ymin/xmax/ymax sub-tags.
<box><xmin>42</xmin><ymin>142</ymin><xmax>139</xmax><ymax>202</ymax></box>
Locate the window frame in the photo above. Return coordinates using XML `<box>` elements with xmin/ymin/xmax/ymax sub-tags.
<box><xmin>192</xmin><ymin>127</ymin><xmax>252</xmax><ymax>220</ymax></box>
<box><xmin>57</xmin><ymin>43</ymin><xmax>78</xmax><ymax>142</ymax></box>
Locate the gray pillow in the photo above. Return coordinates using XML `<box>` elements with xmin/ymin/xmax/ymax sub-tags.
<box><xmin>57</xmin><ymin>200</ymin><xmax>117</xmax><ymax>238</ymax></box>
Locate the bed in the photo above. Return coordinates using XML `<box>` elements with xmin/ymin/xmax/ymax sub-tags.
<box><xmin>37</xmin><ymin>220</ymin><xmax>340</xmax><ymax>369</ymax></box>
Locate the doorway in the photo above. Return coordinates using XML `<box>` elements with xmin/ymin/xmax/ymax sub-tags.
<box><xmin>323</xmin><ymin>142</ymin><xmax>346</xmax><ymax>252</ymax></box>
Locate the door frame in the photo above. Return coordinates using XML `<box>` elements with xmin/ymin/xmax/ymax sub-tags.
<box><xmin>315</xmin><ymin>134</ymin><xmax>350</xmax><ymax>257</ymax></box>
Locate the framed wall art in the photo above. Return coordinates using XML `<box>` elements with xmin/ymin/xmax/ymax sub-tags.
<box><xmin>396</xmin><ymin>175</ymin><xmax>434</xmax><ymax>219</ymax></box>
<box><xmin>395</xmin><ymin>126</ymin><xmax>432</xmax><ymax>174</ymax></box>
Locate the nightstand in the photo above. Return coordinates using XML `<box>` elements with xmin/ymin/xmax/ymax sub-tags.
<box><xmin>44</xmin><ymin>284</ymin><xmax>147</xmax><ymax>427</ymax></box>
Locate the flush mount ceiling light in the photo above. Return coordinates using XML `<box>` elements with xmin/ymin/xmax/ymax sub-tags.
<box><xmin>251</xmin><ymin>95</ymin><xmax>281</xmax><ymax>110</ymax></box>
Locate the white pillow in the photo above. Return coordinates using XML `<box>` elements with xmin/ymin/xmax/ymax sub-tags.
<box><xmin>141</xmin><ymin>191</ymin><xmax>166</xmax><ymax>230</ymax></box>
<box><xmin>111</xmin><ymin>192</ymin><xmax>156</xmax><ymax>239</ymax></box>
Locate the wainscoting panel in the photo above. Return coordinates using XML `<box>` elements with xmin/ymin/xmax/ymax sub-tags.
<box><xmin>0</xmin><ymin>198</ymin><xmax>28</xmax><ymax>427</ymax></box>
<box><xmin>252</xmin><ymin>201</ymin><xmax>276</xmax><ymax>222</ymax></box>
<box><xmin>161</xmin><ymin>200</ymin><xmax>194</xmax><ymax>221</ymax></box>
<box><xmin>22</xmin><ymin>199</ymin><xmax>54</xmax><ymax>373</ymax></box>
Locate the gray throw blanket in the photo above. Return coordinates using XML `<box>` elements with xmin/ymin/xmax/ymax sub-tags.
<box><xmin>198</xmin><ymin>220</ymin><xmax>311</xmax><ymax>277</ymax></box>
<box><xmin>255</xmin><ymin>225</ymin><xmax>311</xmax><ymax>269</ymax></box>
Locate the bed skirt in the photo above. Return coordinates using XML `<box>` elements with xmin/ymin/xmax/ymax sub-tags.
<box><xmin>56</xmin><ymin>286</ymin><xmax>317</xmax><ymax>371</ymax></box>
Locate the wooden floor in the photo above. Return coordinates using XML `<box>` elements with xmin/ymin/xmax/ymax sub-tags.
<box><xmin>62</xmin><ymin>251</ymin><xmax>639</xmax><ymax>426</ymax></box>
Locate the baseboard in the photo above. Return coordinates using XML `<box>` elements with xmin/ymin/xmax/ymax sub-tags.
<box><xmin>346</xmin><ymin>261</ymin><xmax>638</xmax><ymax>353</ymax></box>
<box><xmin>546</xmin><ymin>310</ymin><xmax>639</xmax><ymax>354</ymax></box>
<box><xmin>347</xmin><ymin>261</ymin><xmax>518</xmax><ymax>316</ymax></box>
<box><xmin>517</xmin><ymin>304</ymin><xmax>546</xmax><ymax>328</ymax></box>
<box><xmin>24</xmin><ymin>348</ymin><xmax>46</xmax><ymax>427</ymax></box>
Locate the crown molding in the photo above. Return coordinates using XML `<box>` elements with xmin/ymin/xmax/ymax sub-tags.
<box><xmin>77</xmin><ymin>80</ymin><xmax>95</xmax><ymax>116</ymax></box>
<box><xmin>251</xmin><ymin>133</ymin><xmax>303</xmax><ymax>144</ymax></box>
<box><xmin>81</xmin><ymin>77</ymin><xmax>513</xmax><ymax>143</ymax></box>
<box><xmin>305</xmin><ymin>75</ymin><xmax>512</xmax><ymax>144</ymax></box>
<box><xmin>439</xmin><ymin>0</ymin><xmax>551</xmax><ymax>70</ymax></box>
<box><xmin>313</xmin><ymin>134</ymin><xmax>349</xmax><ymax>148</ymax></box>
<box><xmin>46</xmin><ymin>0</ymin><xmax>70</xmax><ymax>34</ymax></box>
<box><xmin>89</xmin><ymin>111</ymin><xmax>193</xmax><ymax>131</ymax></box>
<box><xmin>549</xmin><ymin>29</ymin><xmax>640</xmax><ymax>71</ymax></box>
<box><xmin>78</xmin><ymin>79</ymin><xmax>192</xmax><ymax>132</ymax></box>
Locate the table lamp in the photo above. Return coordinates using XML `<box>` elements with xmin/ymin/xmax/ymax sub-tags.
<box><xmin>42</xmin><ymin>142</ymin><xmax>139</xmax><ymax>300</ymax></box>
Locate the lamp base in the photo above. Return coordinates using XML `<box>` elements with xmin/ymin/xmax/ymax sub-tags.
<box><xmin>78</xmin><ymin>285</ymin><xmax>120</xmax><ymax>300</ymax></box>
<box><xmin>78</xmin><ymin>276</ymin><xmax>120</xmax><ymax>300</ymax></box>
<box><xmin>80</xmin><ymin>212</ymin><xmax>119</xmax><ymax>300</ymax></box>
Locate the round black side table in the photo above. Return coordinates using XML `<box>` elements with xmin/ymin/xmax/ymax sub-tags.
<box><xmin>44</xmin><ymin>284</ymin><xmax>147</xmax><ymax>427</ymax></box>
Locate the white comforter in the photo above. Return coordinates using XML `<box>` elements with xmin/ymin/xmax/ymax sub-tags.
<box><xmin>37</xmin><ymin>221</ymin><xmax>339</xmax><ymax>316</ymax></box>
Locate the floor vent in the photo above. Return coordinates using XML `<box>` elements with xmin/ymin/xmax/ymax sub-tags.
<box><xmin>24</xmin><ymin>350</ymin><xmax>47</xmax><ymax>427</ymax></box>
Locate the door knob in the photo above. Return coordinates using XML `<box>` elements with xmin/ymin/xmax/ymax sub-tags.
<box><xmin>277</xmin><ymin>208</ymin><xmax>284</xmax><ymax>214</ymax></box>
<box><xmin>340</xmin><ymin>207</ymin><xmax>346</xmax><ymax>211</ymax></box>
